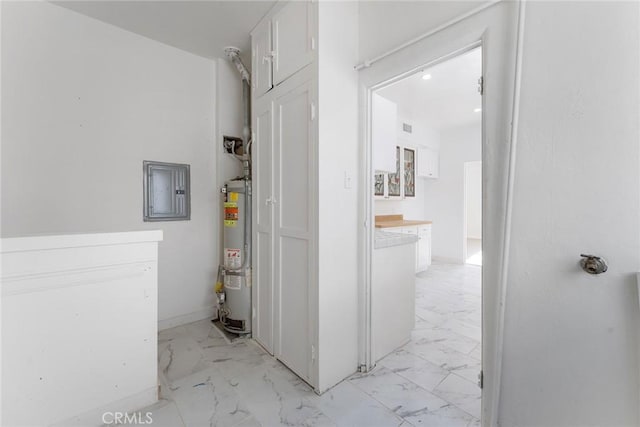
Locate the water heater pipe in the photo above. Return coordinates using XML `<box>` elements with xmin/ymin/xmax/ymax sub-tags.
<box><xmin>224</xmin><ymin>47</ymin><xmax>251</xmax><ymax>84</ymax></box>
<box><xmin>224</xmin><ymin>47</ymin><xmax>252</xmax><ymax>272</ymax></box>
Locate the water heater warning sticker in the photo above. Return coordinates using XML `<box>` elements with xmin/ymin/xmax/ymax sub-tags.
<box><xmin>224</xmin><ymin>248</ymin><xmax>241</xmax><ymax>269</ymax></box>
<box><xmin>224</xmin><ymin>202</ymin><xmax>238</xmax><ymax>227</ymax></box>
<box><xmin>224</xmin><ymin>248</ymin><xmax>242</xmax><ymax>290</ymax></box>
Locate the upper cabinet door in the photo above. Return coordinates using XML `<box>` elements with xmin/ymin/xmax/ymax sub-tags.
<box><xmin>417</xmin><ymin>147</ymin><xmax>439</xmax><ymax>179</ymax></box>
<box><xmin>252</xmin><ymin>20</ymin><xmax>273</xmax><ymax>98</ymax></box>
<box><xmin>372</xmin><ymin>93</ymin><xmax>398</xmax><ymax>173</ymax></box>
<box><xmin>272</xmin><ymin>1</ymin><xmax>314</xmax><ymax>85</ymax></box>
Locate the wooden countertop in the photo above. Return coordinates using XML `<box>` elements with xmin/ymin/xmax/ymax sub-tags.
<box><xmin>374</xmin><ymin>215</ymin><xmax>432</xmax><ymax>228</ymax></box>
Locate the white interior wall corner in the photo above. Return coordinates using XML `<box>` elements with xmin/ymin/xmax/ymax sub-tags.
<box><xmin>1</xmin><ymin>1</ymin><xmax>219</xmax><ymax>329</ymax></box>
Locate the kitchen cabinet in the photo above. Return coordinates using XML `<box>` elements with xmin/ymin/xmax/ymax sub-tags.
<box><xmin>418</xmin><ymin>146</ymin><xmax>439</xmax><ymax>179</ymax></box>
<box><xmin>417</xmin><ymin>224</ymin><xmax>432</xmax><ymax>271</ymax></box>
<box><xmin>372</xmin><ymin>236</ymin><xmax>416</xmax><ymax>361</ymax></box>
<box><xmin>380</xmin><ymin>223</ymin><xmax>432</xmax><ymax>272</ymax></box>
<box><xmin>374</xmin><ymin>172</ymin><xmax>387</xmax><ymax>200</ymax></box>
<box><xmin>372</xmin><ymin>93</ymin><xmax>398</xmax><ymax>173</ymax></box>
<box><xmin>403</xmin><ymin>147</ymin><xmax>416</xmax><ymax>197</ymax></box>
<box><xmin>374</xmin><ymin>144</ymin><xmax>420</xmax><ymax>199</ymax></box>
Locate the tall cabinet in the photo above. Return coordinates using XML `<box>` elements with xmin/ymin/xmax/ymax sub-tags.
<box><xmin>251</xmin><ymin>1</ymin><xmax>318</xmax><ymax>387</ymax></box>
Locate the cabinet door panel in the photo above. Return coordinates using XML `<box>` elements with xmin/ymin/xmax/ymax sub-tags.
<box><xmin>252</xmin><ymin>21</ymin><xmax>273</xmax><ymax>98</ymax></box>
<box><xmin>372</xmin><ymin>93</ymin><xmax>397</xmax><ymax>173</ymax></box>
<box><xmin>272</xmin><ymin>1</ymin><xmax>313</xmax><ymax>85</ymax></box>
<box><xmin>418</xmin><ymin>147</ymin><xmax>439</xmax><ymax>179</ymax></box>
<box><xmin>417</xmin><ymin>225</ymin><xmax>432</xmax><ymax>271</ymax></box>
<box><xmin>253</xmin><ymin>101</ymin><xmax>274</xmax><ymax>352</ymax></box>
<box><xmin>278</xmin><ymin>237</ymin><xmax>310</xmax><ymax>381</ymax></box>
<box><xmin>273</xmin><ymin>81</ymin><xmax>313</xmax><ymax>382</ymax></box>
<box><xmin>278</xmin><ymin>86</ymin><xmax>311</xmax><ymax>235</ymax></box>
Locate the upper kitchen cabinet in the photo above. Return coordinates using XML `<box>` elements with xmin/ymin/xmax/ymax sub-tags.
<box><xmin>272</xmin><ymin>1</ymin><xmax>314</xmax><ymax>85</ymax></box>
<box><xmin>252</xmin><ymin>20</ymin><xmax>273</xmax><ymax>98</ymax></box>
<box><xmin>372</xmin><ymin>93</ymin><xmax>398</xmax><ymax>173</ymax></box>
<box><xmin>253</xmin><ymin>1</ymin><xmax>315</xmax><ymax>98</ymax></box>
<box><xmin>418</xmin><ymin>146</ymin><xmax>439</xmax><ymax>179</ymax></box>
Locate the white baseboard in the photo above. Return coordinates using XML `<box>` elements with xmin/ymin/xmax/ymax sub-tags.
<box><xmin>158</xmin><ymin>306</ymin><xmax>217</xmax><ymax>331</ymax></box>
<box><xmin>52</xmin><ymin>386</ymin><xmax>157</xmax><ymax>427</ymax></box>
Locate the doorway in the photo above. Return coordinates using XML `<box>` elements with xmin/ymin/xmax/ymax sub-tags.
<box><xmin>465</xmin><ymin>160</ymin><xmax>482</xmax><ymax>266</ymax></box>
<box><xmin>358</xmin><ymin>3</ymin><xmax>521</xmax><ymax>425</ymax></box>
<box><xmin>366</xmin><ymin>46</ymin><xmax>483</xmax><ymax>424</ymax></box>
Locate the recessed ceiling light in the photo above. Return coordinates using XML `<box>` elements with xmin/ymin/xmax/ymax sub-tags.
<box><xmin>474</xmin><ymin>108</ymin><xmax>482</xmax><ymax>113</ymax></box>
<box><xmin>422</xmin><ymin>74</ymin><xmax>432</xmax><ymax>80</ymax></box>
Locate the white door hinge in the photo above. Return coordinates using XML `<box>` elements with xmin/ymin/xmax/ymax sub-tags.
<box><xmin>311</xmin><ymin>37</ymin><xmax>316</xmax><ymax>51</ymax></box>
<box><xmin>311</xmin><ymin>345</ymin><xmax>316</xmax><ymax>363</ymax></box>
<box><xmin>478</xmin><ymin>76</ymin><xmax>484</xmax><ymax>95</ymax></box>
<box><xmin>310</xmin><ymin>102</ymin><xmax>316</xmax><ymax>121</ymax></box>
<box><xmin>263</xmin><ymin>50</ymin><xmax>276</xmax><ymax>64</ymax></box>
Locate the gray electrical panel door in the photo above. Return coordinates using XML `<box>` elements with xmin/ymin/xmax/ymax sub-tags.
<box><xmin>143</xmin><ymin>161</ymin><xmax>190</xmax><ymax>221</ymax></box>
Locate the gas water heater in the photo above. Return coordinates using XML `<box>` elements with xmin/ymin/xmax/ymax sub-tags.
<box><xmin>219</xmin><ymin>178</ymin><xmax>252</xmax><ymax>334</ymax></box>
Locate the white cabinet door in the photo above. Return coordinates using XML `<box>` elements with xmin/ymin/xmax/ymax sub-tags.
<box><xmin>418</xmin><ymin>147</ymin><xmax>439</xmax><ymax>179</ymax></box>
<box><xmin>417</xmin><ymin>224</ymin><xmax>432</xmax><ymax>272</ymax></box>
<box><xmin>252</xmin><ymin>97</ymin><xmax>274</xmax><ymax>353</ymax></box>
<box><xmin>372</xmin><ymin>93</ymin><xmax>398</xmax><ymax>173</ymax></box>
<box><xmin>401</xmin><ymin>226</ymin><xmax>419</xmax><ymax>271</ymax></box>
<box><xmin>273</xmin><ymin>80</ymin><xmax>314</xmax><ymax>383</ymax></box>
<box><xmin>252</xmin><ymin>20</ymin><xmax>273</xmax><ymax>98</ymax></box>
<box><xmin>272</xmin><ymin>1</ymin><xmax>314</xmax><ymax>85</ymax></box>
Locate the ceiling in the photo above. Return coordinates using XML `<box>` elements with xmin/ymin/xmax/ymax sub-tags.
<box><xmin>377</xmin><ymin>47</ymin><xmax>482</xmax><ymax>132</ymax></box>
<box><xmin>53</xmin><ymin>1</ymin><xmax>276</xmax><ymax>63</ymax></box>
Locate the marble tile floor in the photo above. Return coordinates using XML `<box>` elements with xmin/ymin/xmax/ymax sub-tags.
<box><xmin>129</xmin><ymin>263</ymin><xmax>481</xmax><ymax>427</ymax></box>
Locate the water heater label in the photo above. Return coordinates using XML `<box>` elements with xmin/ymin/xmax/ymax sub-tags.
<box><xmin>224</xmin><ymin>202</ymin><xmax>238</xmax><ymax>227</ymax></box>
<box><xmin>224</xmin><ymin>248</ymin><xmax>242</xmax><ymax>269</ymax></box>
<box><xmin>225</xmin><ymin>275</ymin><xmax>242</xmax><ymax>290</ymax></box>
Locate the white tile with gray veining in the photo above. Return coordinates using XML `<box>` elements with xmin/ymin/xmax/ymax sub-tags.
<box><xmin>131</xmin><ymin>262</ymin><xmax>481</xmax><ymax>426</ymax></box>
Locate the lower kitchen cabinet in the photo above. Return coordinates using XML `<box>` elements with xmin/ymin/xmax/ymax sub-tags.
<box><xmin>380</xmin><ymin>224</ymin><xmax>432</xmax><ymax>272</ymax></box>
<box><xmin>373</xmin><ymin>239</ymin><xmax>416</xmax><ymax>361</ymax></box>
<box><xmin>417</xmin><ymin>224</ymin><xmax>432</xmax><ymax>272</ymax></box>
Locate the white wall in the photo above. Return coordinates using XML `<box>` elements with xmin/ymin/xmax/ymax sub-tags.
<box><xmin>500</xmin><ymin>2</ymin><xmax>639</xmax><ymax>425</ymax></box>
<box><xmin>424</xmin><ymin>124</ymin><xmax>481</xmax><ymax>263</ymax></box>
<box><xmin>1</xmin><ymin>1</ymin><xmax>218</xmax><ymax>328</ymax></box>
<box><xmin>465</xmin><ymin>161</ymin><xmax>482</xmax><ymax>240</ymax></box>
<box><xmin>317</xmin><ymin>0</ymin><xmax>360</xmax><ymax>392</ymax></box>
<box><xmin>358</xmin><ymin>1</ymin><xmax>489</xmax><ymax>63</ymax></box>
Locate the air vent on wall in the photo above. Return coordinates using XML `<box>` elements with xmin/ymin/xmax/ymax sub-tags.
<box><xmin>402</xmin><ymin>123</ymin><xmax>413</xmax><ymax>134</ymax></box>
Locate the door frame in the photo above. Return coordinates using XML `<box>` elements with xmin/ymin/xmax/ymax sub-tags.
<box><xmin>357</xmin><ymin>2</ymin><xmax>523</xmax><ymax>425</ymax></box>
